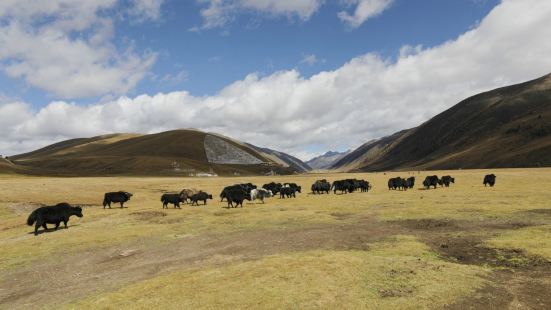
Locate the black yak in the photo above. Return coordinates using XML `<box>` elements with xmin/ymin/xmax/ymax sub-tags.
<box><xmin>263</xmin><ymin>182</ymin><xmax>283</xmax><ymax>195</ymax></box>
<box><xmin>423</xmin><ymin>176</ymin><xmax>439</xmax><ymax>189</ymax></box>
<box><xmin>311</xmin><ymin>180</ymin><xmax>331</xmax><ymax>194</ymax></box>
<box><xmin>103</xmin><ymin>191</ymin><xmax>133</xmax><ymax>208</ymax></box>
<box><xmin>220</xmin><ymin>184</ymin><xmax>256</xmax><ymax>202</ymax></box>
<box><xmin>191</xmin><ymin>191</ymin><xmax>213</xmax><ymax>206</ymax></box>
<box><xmin>483</xmin><ymin>174</ymin><xmax>496</xmax><ymax>187</ymax></box>
<box><xmin>279</xmin><ymin>186</ymin><xmax>297</xmax><ymax>198</ymax></box>
<box><xmin>161</xmin><ymin>193</ymin><xmax>183</xmax><ymax>209</ymax></box>
<box><xmin>27</xmin><ymin>203</ymin><xmax>83</xmax><ymax>235</ymax></box>
<box><xmin>406</xmin><ymin>177</ymin><xmax>415</xmax><ymax>189</ymax></box>
<box><xmin>441</xmin><ymin>175</ymin><xmax>455</xmax><ymax>187</ymax></box>
<box><xmin>224</xmin><ymin>188</ymin><xmax>251</xmax><ymax>208</ymax></box>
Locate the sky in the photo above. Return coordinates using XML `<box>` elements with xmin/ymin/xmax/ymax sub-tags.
<box><xmin>1</xmin><ymin>0</ymin><xmax>551</xmax><ymax>160</ymax></box>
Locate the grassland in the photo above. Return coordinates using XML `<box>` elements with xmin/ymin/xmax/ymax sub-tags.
<box><xmin>1</xmin><ymin>168</ymin><xmax>551</xmax><ymax>309</ymax></box>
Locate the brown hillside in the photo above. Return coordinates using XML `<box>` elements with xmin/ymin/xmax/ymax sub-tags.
<box><xmin>333</xmin><ymin>74</ymin><xmax>551</xmax><ymax>171</ymax></box>
<box><xmin>7</xmin><ymin>129</ymin><xmax>304</xmax><ymax>176</ymax></box>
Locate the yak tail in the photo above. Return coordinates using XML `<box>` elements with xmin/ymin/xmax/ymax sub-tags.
<box><xmin>27</xmin><ymin>209</ymin><xmax>37</xmax><ymax>226</ymax></box>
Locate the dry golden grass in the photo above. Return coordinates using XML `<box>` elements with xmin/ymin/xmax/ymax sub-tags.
<box><xmin>0</xmin><ymin>168</ymin><xmax>550</xmax><ymax>309</ymax></box>
<box><xmin>67</xmin><ymin>236</ymin><xmax>488</xmax><ymax>310</ymax></box>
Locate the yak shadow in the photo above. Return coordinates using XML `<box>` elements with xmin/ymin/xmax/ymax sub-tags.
<box><xmin>28</xmin><ymin>224</ymin><xmax>81</xmax><ymax>235</ymax></box>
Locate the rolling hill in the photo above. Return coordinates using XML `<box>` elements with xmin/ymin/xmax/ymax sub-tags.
<box><xmin>5</xmin><ymin>129</ymin><xmax>310</xmax><ymax>176</ymax></box>
<box><xmin>332</xmin><ymin>74</ymin><xmax>551</xmax><ymax>171</ymax></box>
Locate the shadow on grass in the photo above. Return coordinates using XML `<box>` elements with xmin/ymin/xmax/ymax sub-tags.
<box><xmin>28</xmin><ymin>224</ymin><xmax>81</xmax><ymax>235</ymax></box>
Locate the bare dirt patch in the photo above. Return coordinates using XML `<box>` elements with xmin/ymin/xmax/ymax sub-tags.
<box><xmin>431</xmin><ymin>236</ymin><xmax>551</xmax><ymax>269</ymax></box>
<box><xmin>329</xmin><ymin>212</ymin><xmax>353</xmax><ymax>220</ymax></box>
<box><xmin>130</xmin><ymin>211</ymin><xmax>168</xmax><ymax>221</ymax></box>
<box><xmin>397</xmin><ymin>218</ymin><xmax>459</xmax><ymax>231</ymax></box>
<box><xmin>525</xmin><ymin>209</ymin><xmax>551</xmax><ymax>215</ymax></box>
<box><xmin>6</xmin><ymin>202</ymin><xmax>45</xmax><ymax>214</ymax></box>
<box><xmin>393</xmin><ymin>217</ymin><xmax>551</xmax><ymax>309</ymax></box>
<box><xmin>446</xmin><ymin>269</ymin><xmax>551</xmax><ymax>310</ymax></box>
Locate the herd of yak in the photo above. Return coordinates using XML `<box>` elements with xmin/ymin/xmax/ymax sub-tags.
<box><xmin>26</xmin><ymin>173</ymin><xmax>497</xmax><ymax>235</ymax></box>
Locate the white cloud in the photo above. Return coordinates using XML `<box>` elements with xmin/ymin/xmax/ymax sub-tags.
<box><xmin>160</xmin><ymin>69</ymin><xmax>189</xmax><ymax>84</ymax></box>
<box><xmin>0</xmin><ymin>0</ymin><xmax>158</xmax><ymax>99</ymax></box>
<box><xmin>2</xmin><ymin>0</ymin><xmax>551</xmax><ymax>160</ymax></box>
<box><xmin>195</xmin><ymin>0</ymin><xmax>324</xmax><ymax>29</ymax></box>
<box><xmin>128</xmin><ymin>0</ymin><xmax>165</xmax><ymax>22</ymax></box>
<box><xmin>338</xmin><ymin>0</ymin><xmax>394</xmax><ymax>29</ymax></box>
<box><xmin>300</xmin><ymin>54</ymin><xmax>324</xmax><ymax>66</ymax></box>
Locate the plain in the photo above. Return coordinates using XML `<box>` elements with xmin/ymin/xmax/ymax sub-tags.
<box><xmin>1</xmin><ymin>168</ymin><xmax>550</xmax><ymax>309</ymax></box>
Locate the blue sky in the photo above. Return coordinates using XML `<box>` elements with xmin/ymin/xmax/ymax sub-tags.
<box><xmin>5</xmin><ymin>0</ymin><xmax>499</xmax><ymax>104</ymax></box>
<box><xmin>1</xmin><ymin>0</ymin><xmax>550</xmax><ymax>159</ymax></box>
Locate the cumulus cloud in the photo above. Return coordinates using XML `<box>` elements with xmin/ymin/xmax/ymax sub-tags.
<box><xmin>0</xmin><ymin>0</ymin><xmax>157</xmax><ymax>99</ymax></box>
<box><xmin>2</xmin><ymin>0</ymin><xmax>551</xmax><ymax>160</ymax></box>
<box><xmin>195</xmin><ymin>0</ymin><xmax>324</xmax><ymax>29</ymax></box>
<box><xmin>300</xmin><ymin>54</ymin><xmax>324</xmax><ymax>66</ymax></box>
<box><xmin>160</xmin><ymin>69</ymin><xmax>189</xmax><ymax>84</ymax></box>
<box><xmin>128</xmin><ymin>0</ymin><xmax>165</xmax><ymax>22</ymax></box>
<box><xmin>338</xmin><ymin>0</ymin><xmax>394</xmax><ymax>28</ymax></box>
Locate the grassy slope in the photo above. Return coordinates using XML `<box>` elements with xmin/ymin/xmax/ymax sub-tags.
<box><xmin>8</xmin><ymin>130</ymin><xmax>301</xmax><ymax>176</ymax></box>
<box><xmin>333</xmin><ymin>74</ymin><xmax>551</xmax><ymax>171</ymax></box>
<box><xmin>0</xmin><ymin>169</ymin><xmax>550</xmax><ymax>308</ymax></box>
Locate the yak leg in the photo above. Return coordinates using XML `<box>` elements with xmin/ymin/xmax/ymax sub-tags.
<box><xmin>120</xmin><ymin>202</ymin><xmax>124</xmax><ymax>208</ymax></box>
<box><xmin>63</xmin><ymin>220</ymin><xmax>68</xmax><ymax>228</ymax></box>
<box><xmin>55</xmin><ymin>222</ymin><xmax>60</xmax><ymax>230</ymax></box>
<box><xmin>34</xmin><ymin>222</ymin><xmax>42</xmax><ymax>235</ymax></box>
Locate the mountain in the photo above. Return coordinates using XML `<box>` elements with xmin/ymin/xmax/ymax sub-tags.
<box><xmin>306</xmin><ymin>150</ymin><xmax>351</xmax><ymax>170</ymax></box>
<box><xmin>332</xmin><ymin>74</ymin><xmax>551</xmax><ymax>171</ymax></box>
<box><xmin>5</xmin><ymin>129</ymin><xmax>310</xmax><ymax>176</ymax></box>
<box><xmin>246</xmin><ymin>144</ymin><xmax>311</xmax><ymax>172</ymax></box>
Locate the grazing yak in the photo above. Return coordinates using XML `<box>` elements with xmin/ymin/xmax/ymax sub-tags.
<box><xmin>441</xmin><ymin>175</ymin><xmax>455</xmax><ymax>187</ymax></box>
<box><xmin>262</xmin><ymin>182</ymin><xmax>283</xmax><ymax>195</ymax></box>
<box><xmin>224</xmin><ymin>188</ymin><xmax>251</xmax><ymax>208</ymax></box>
<box><xmin>250</xmin><ymin>188</ymin><xmax>273</xmax><ymax>203</ymax></box>
<box><xmin>103</xmin><ymin>191</ymin><xmax>133</xmax><ymax>208</ymax></box>
<box><xmin>332</xmin><ymin>180</ymin><xmax>354</xmax><ymax>194</ymax></box>
<box><xmin>388</xmin><ymin>177</ymin><xmax>408</xmax><ymax>191</ymax></box>
<box><xmin>220</xmin><ymin>183</ymin><xmax>256</xmax><ymax>202</ymax></box>
<box><xmin>161</xmin><ymin>193</ymin><xmax>184</xmax><ymax>209</ymax></box>
<box><xmin>311</xmin><ymin>179</ymin><xmax>331</xmax><ymax>194</ymax></box>
<box><xmin>283</xmin><ymin>183</ymin><xmax>302</xmax><ymax>193</ymax></box>
<box><xmin>483</xmin><ymin>174</ymin><xmax>496</xmax><ymax>187</ymax></box>
<box><xmin>179</xmin><ymin>188</ymin><xmax>199</xmax><ymax>203</ymax></box>
<box><xmin>191</xmin><ymin>192</ymin><xmax>213</xmax><ymax>206</ymax></box>
<box><xmin>280</xmin><ymin>187</ymin><xmax>297</xmax><ymax>198</ymax></box>
<box><xmin>423</xmin><ymin>176</ymin><xmax>440</xmax><ymax>189</ymax></box>
<box><xmin>406</xmin><ymin>177</ymin><xmax>415</xmax><ymax>189</ymax></box>
<box><xmin>358</xmin><ymin>180</ymin><xmax>371</xmax><ymax>192</ymax></box>
<box><xmin>333</xmin><ymin>179</ymin><xmax>370</xmax><ymax>194</ymax></box>
<box><xmin>27</xmin><ymin>203</ymin><xmax>83</xmax><ymax>235</ymax></box>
